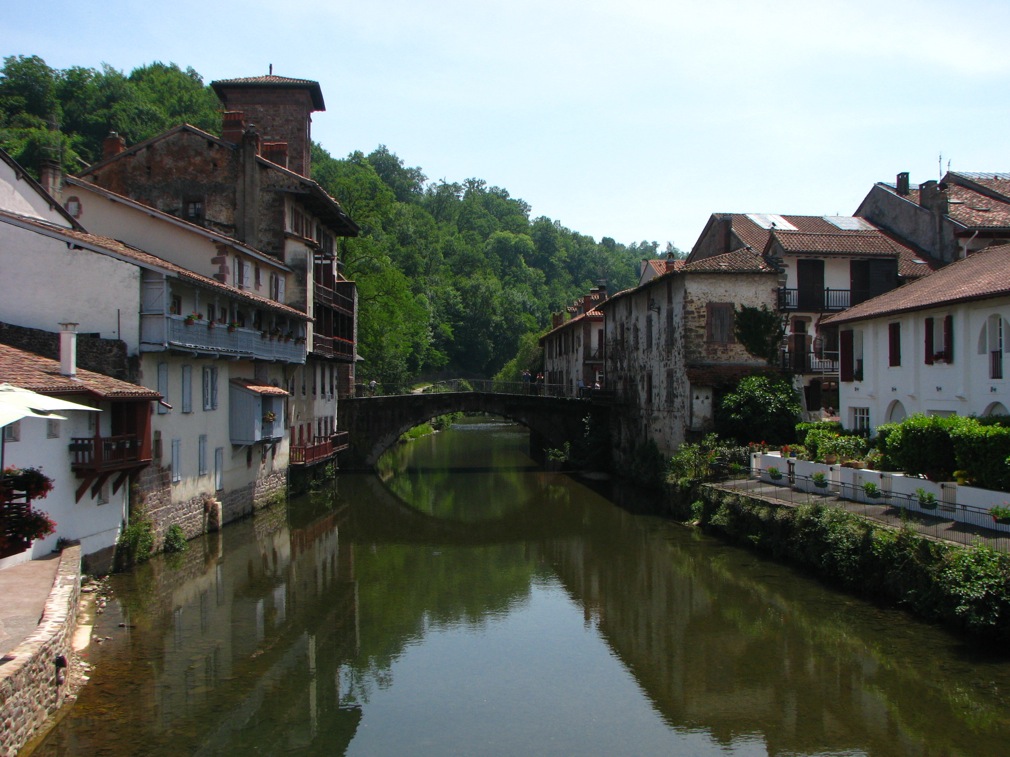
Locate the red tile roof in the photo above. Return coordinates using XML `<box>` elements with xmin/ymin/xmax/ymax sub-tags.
<box><xmin>822</xmin><ymin>243</ymin><xmax>1010</xmax><ymax>325</ymax></box>
<box><xmin>231</xmin><ymin>378</ymin><xmax>289</xmax><ymax>396</ymax></box>
<box><xmin>767</xmin><ymin>228</ymin><xmax>938</xmax><ymax>279</ymax></box>
<box><xmin>681</xmin><ymin>247</ymin><xmax>776</xmax><ymax>274</ymax></box>
<box><xmin>0</xmin><ymin>343</ymin><xmax>160</xmax><ymax>399</ymax></box>
<box><xmin>211</xmin><ymin>75</ymin><xmax>325</xmax><ymax>110</ymax></box>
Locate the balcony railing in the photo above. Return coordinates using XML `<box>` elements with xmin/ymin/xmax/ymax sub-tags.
<box><xmin>69</xmin><ymin>434</ymin><xmax>147</xmax><ymax>472</ymax></box>
<box><xmin>312</xmin><ymin>334</ymin><xmax>355</xmax><ymax>360</ymax></box>
<box><xmin>290</xmin><ymin>437</ymin><xmax>335</xmax><ymax>466</ymax></box>
<box><xmin>314</xmin><ymin>281</ymin><xmax>356</xmax><ymax>314</ymax></box>
<box><xmin>778</xmin><ymin>288</ymin><xmax>869</xmax><ymax>312</ymax></box>
<box><xmin>780</xmin><ymin>350</ymin><xmax>839</xmax><ymax>374</ymax></box>
<box><xmin>142</xmin><ymin>315</ymin><xmax>306</xmax><ymax>364</ymax></box>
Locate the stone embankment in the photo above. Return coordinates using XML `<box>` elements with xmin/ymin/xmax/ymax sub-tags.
<box><xmin>0</xmin><ymin>546</ymin><xmax>81</xmax><ymax>757</ymax></box>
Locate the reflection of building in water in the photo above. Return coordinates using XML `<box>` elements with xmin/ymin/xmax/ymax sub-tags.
<box><xmin>131</xmin><ymin>504</ymin><xmax>360</xmax><ymax>752</ymax></box>
<box><xmin>544</xmin><ymin>527</ymin><xmax>930</xmax><ymax>755</ymax></box>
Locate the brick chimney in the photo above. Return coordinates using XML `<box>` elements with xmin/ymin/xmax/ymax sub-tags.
<box><xmin>919</xmin><ymin>180</ymin><xmax>948</xmax><ymax>214</ymax></box>
<box><xmin>102</xmin><ymin>132</ymin><xmax>126</xmax><ymax>160</ymax></box>
<box><xmin>262</xmin><ymin>141</ymin><xmax>289</xmax><ymax>168</ymax></box>
<box><xmin>222</xmin><ymin>111</ymin><xmax>246</xmax><ymax>144</ymax></box>
<box><xmin>896</xmin><ymin>172</ymin><xmax>910</xmax><ymax>196</ymax></box>
<box><xmin>59</xmin><ymin>322</ymin><xmax>78</xmax><ymax>378</ymax></box>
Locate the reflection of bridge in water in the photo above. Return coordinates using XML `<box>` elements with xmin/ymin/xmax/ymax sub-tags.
<box><xmin>337</xmin><ymin>379</ymin><xmax>611</xmax><ymax>469</ymax></box>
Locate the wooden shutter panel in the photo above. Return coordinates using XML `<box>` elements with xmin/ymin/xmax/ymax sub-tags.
<box><xmin>924</xmin><ymin>317</ymin><xmax>934</xmax><ymax>365</ymax></box>
<box><xmin>840</xmin><ymin>329</ymin><xmax>854</xmax><ymax>382</ymax></box>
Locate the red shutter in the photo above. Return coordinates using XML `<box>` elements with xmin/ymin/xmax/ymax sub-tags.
<box><xmin>840</xmin><ymin>329</ymin><xmax>854</xmax><ymax>382</ymax></box>
<box><xmin>924</xmin><ymin>317</ymin><xmax>934</xmax><ymax>365</ymax></box>
<box><xmin>943</xmin><ymin>314</ymin><xmax>954</xmax><ymax>363</ymax></box>
<box><xmin>888</xmin><ymin>322</ymin><xmax>901</xmax><ymax>367</ymax></box>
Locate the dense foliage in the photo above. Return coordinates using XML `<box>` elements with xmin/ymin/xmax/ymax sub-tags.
<box><xmin>0</xmin><ymin>55</ymin><xmax>652</xmax><ymax>387</ymax></box>
<box><xmin>716</xmin><ymin>374</ymin><xmax>801</xmax><ymax>444</ymax></box>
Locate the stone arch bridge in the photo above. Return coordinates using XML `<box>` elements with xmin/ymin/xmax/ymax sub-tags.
<box><xmin>336</xmin><ymin>382</ymin><xmax>609</xmax><ymax>470</ymax></box>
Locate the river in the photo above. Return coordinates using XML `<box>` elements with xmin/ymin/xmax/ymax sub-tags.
<box><xmin>30</xmin><ymin>420</ymin><xmax>1010</xmax><ymax>755</ymax></box>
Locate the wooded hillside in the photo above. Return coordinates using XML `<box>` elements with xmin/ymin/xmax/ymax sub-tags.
<box><xmin>0</xmin><ymin>56</ymin><xmax>666</xmax><ymax>386</ymax></box>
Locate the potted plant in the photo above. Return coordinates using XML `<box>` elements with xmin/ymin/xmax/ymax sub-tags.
<box><xmin>916</xmin><ymin>487</ymin><xmax>938</xmax><ymax>510</ymax></box>
<box><xmin>184</xmin><ymin>312</ymin><xmax>200</xmax><ymax>326</ymax></box>
<box><xmin>811</xmin><ymin>471</ymin><xmax>828</xmax><ymax>489</ymax></box>
<box><xmin>990</xmin><ymin>504</ymin><xmax>1010</xmax><ymax>525</ymax></box>
<box><xmin>767</xmin><ymin>466</ymin><xmax>783</xmax><ymax>481</ymax></box>
<box><xmin>262</xmin><ymin>411</ymin><xmax>277</xmax><ymax>424</ymax></box>
<box><xmin>227</xmin><ymin>322</ymin><xmax>238</xmax><ymax>333</ymax></box>
<box><xmin>862</xmin><ymin>481</ymin><xmax>881</xmax><ymax>499</ymax></box>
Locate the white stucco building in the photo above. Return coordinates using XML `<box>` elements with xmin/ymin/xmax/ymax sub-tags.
<box><xmin>823</xmin><ymin>244</ymin><xmax>1010</xmax><ymax>433</ymax></box>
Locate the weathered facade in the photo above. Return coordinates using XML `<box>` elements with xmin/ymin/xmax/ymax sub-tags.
<box><xmin>599</xmin><ymin>249</ymin><xmax>778</xmax><ymax>460</ymax></box>
<box><xmin>74</xmin><ymin>75</ymin><xmax>359</xmax><ymax>475</ymax></box>
<box><xmin>541</xmin><ymin>285</ymin><xmax>608</xmax><ymax>395</ymax></box>
<box><xmin>688</xmin><ymin>212</ymin><xmax>937</xmax><ymax>413</ymax></box>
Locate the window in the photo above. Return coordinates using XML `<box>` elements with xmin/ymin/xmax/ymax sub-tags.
<box><xmin>980</xmin><ymin>314</ymin><xmax>1006</xmax><ymax>380</ymax></box>
<box><xmin>706</xmin><ymin>302</ymin><xmax>736</xmax><ymax>344</ymax></box>
<box><xmin>646</xmin><ymin>315</ymin><xmax>653</xmax><ymax>350</ymax></box>
<box><xmin>214</xmin><ymin>448</ymin><xmax>224</xmax><ymax>491</ymax></box>
<box><xmin>198</xmin><ymin>434</ymin><xmax>208</xmax><ymax>476</ymax></box>
<box><xmin>888</xmin><ymin>322</ymin><xmax>901</xmax><ymax>367</ymax></box>
<box><xmin>925</xmin><ymin>315</ymin><xmax>954</xmax><ymax>364</ymax></box>
<box><xmin>158</xmin><ymin>363</ymin><xmax>169</xmax><ymax>414</ymax></box>
<box><xmin>171</xmin><ymin>439</ymin><xmax>182</xmax><ymax>483</ymax></box>
<box><xmin>181</xmin><ymin>365</ymin><xmax>193</xmax><ymax>413</ymax></box>
<box><xmin>202</xmin><ymin>366</ymin><xmax>218</xmax><ymax>410</ymax></box>
<box><xmin>184</xmin><ymin>197</ymin><xmax>204</xmax><ymax>225</ymax></box>
<box><xmin>47</xmin><ymin>419</ymin><xmax>60</xmax><ymax>439</ymax></box>
<box><xmin>851</xmin><ymin>407</ymin><xmax>870</xmax><ymax>433</ymax></box>
<box><xmin>254</xmin><ymin>265</ymin><xmax>261</xmax><ymax>291</ymax></box>
<box><xmin>169</xmin><ymin>295</ymin><xmax>182</xmax><ymax>315</ymax></box>
<box><xmin>3</xmin><ymin>420</ymin><xmax>20</xmax><ymax>442</ymax></box>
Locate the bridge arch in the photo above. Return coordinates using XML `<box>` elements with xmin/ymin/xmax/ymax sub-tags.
<box><xmin>337</xmin><ymin>391</ymin><xmax>607</xmax><ymax>470</ymax></box>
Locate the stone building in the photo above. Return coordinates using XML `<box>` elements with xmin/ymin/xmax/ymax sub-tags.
<box><xmin>687</xmin><ymin>212</ymin><xmax>937</xmax><ymax>413</ymax></box>
<box><xmin>598</xmin><ymin>249</ymin><xmax>778</xmax><ymax>460</ymax></box>
<box><xmin>540</xmin><ymin>284</ymin><xmax>608</xmax><ymax>395</ymax></box>
<box><xmin>73</xmin><ymin>74</ymin><xmax>359</xmax><ymax>476</ymax></box>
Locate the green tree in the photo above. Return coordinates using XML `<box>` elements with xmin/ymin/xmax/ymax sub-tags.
<box><xmin>717</xmin><ymin>374</ymin><xmax>801</xmax><ymax>444</ymax></box>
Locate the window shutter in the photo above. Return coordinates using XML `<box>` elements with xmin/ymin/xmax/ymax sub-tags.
<box><xmin>888</xmin><ymin>322</ymin><xmax>901</xmax><ymax>366</ymax></box>
<box><xmin>924</xmin><ymin>317</ymin><xmax>934</xmax><ymax>365</ymax></box>
<box><xmin>943</xmin><ymin>314</ymin><xmax>954</xmax><ymax>362</ymax></box>
<box><xmin>277</xmin><ymin>275</ymin><xmax>286</xmax><ymax>304</ymax></box>
<box><xmin>840</xmin><ymin>329</ymin><xmax>854</xmax><ymax>381</ymax></box>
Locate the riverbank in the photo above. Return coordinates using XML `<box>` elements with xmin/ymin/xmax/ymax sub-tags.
<box><xmin>0</xmin><ymin>546</ymin><xmax>81</xmax><ymax>756</ymax></box>
<box><xmin>671</xmin><ymin>479</ymin><xmax>1010</xmax><ymax>643</ymax></box>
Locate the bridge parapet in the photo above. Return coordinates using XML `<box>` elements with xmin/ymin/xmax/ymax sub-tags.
<box><xmin>337</xmin><ymin>389</ymin><xmax>607</xmax><ymax>470</ymax></box>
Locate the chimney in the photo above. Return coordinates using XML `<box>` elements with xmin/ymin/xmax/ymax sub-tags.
<box><xmin>102</xmin><ymin>131</ymin><xmax>126</xmax><ymax>160</ymax></box>
<box><xmin>896</xmin><ymin>172</ymin><xmax>910</xmax><ymax>196</ymax></box>
<box><xmin>39</xmin><ymin>158</ymin><xmax>62</xmax><ymax>200</ymax></box>
<box><xmin>552</xmin><ymin>312</ymin><xmax>565</xmax><ymax>328</ymax></box>
<box><xmin>596</xmin><ymin>280</ymin><xmax>608</xmax><ymax>302</ymax></box>
<box><xmin>59</xmin><ymin>322</ymin><xmax>78</xmax><ymax>378</ymax></box>
<box><xmin>222</xmin><ymin>111</ymin><xmax>246</xmax><ymax>144</ymax></box>
<box><xmin>918</xmin><ymin>180</ymin><xmax>948</xmax><ymax>214</ymax></box>
<box><xmin>262</xmin><ymin>141</ymin><xmax>289</xmax><ymax>168</ymax></box>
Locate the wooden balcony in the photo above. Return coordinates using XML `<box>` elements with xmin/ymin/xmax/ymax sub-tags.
<box><xmin>290</xmin><ymin>432</ymin><xmax>350</xmax><ymax>466</ymax></box>
<box><xmin>312</xmin><ymin>334</ymin><xmax>355</xmax><ymax>361</ymax></box>
<box><xmin>69</xmin><ymin>434</ymin><xmax>150</xmax><ymax>503</ymax></box>
<box><xmin>142</xmin><ymin>315</ymin><xmax>306</xmax><ymax>364</ymax></box>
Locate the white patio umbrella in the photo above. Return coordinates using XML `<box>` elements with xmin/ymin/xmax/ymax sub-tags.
<box><xmin>0</xmin><ymin>384</ymin><xmax>98</xmax><ymax>470</ymax></box>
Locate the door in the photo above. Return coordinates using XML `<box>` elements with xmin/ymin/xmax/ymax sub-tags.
<box><xmin>797</xmin><ymin>260</ymin><xmax>824</xmax><ymax>311</ymax></box>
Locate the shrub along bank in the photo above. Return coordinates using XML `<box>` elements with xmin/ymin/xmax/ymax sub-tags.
<box><xmin>665</xmin><ymin>483</ymin><xmax>1010</xmax><ymax>643</ymax></box>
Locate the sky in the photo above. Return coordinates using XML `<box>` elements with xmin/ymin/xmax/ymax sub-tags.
<box><xmin>5</xmin><ymin>0</ymin><xmax>1010</xmax><ymax>252</ymax></box>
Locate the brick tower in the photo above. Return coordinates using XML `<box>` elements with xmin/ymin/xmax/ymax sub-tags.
<box><xmin>211</xmin><ymin>73</ymin><xmax>325</xmax><ymax>179</ymax></box>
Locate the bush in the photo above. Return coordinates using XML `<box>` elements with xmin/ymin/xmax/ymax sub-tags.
<box><xmin>163</xmin><ymin>523</ymin><xmax>189</xmax><ymax>554</ymax></box>
<box><xmin>950</xmin><ymin>422</ymin><xmax>1010</xmax><ymax>491</ymax></box>
<box><xmin>717</xmin><ymin>374</ymin><xmax>801</xmax><ymax>445</ymax></box>
<box><xmin>795</xmin><ymin>421</ymin><xmax>843</xmax><ymax>446</ymax></box>
<box><xmin>116</xmin><ymin>517</ymin><xmax>154</xmax><ymax>569</ymax></box>
<box><xmin>820</xmin><ymin>433</ymin><xmax>867</xmax><ymax>462</ymax></box>
<box><xmin>872</xmin><ymin>423</ymin><xmax>901</xmax><ymax>471</ymax></box>
<box><xmin>886</xmin><ymin>414</ymin><xmax>970</xmax><ymax>481</ymax></box>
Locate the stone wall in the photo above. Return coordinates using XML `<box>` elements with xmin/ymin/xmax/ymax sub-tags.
<box><xmin>0</xmin><ymin>321</ymin><xmax>134</xmax><ymax>381</ymax></box>
<box><xmin>0</xmin><ymin>546</ymin><xmax>80</xmax><ymax>757</ymax></box>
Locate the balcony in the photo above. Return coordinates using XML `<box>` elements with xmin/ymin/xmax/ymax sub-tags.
<box><xmin>780</xmin><ymin>350</ymin><xmax>839</xmax><ymax>375</ymax></box>
<box><xmin>69</xmin><ymin>434</ymin><xmax>150</xmax><ymax>503</ymax></box>
<box><xmin>778</xmin><ymin>288</ymin><xmax>870</xmax><ymax>312</ymax></box>
<box><xmin>142</xmin><ymin>315</ymin><xmax>306</xmax><ymax>364</ymax></box>
<box><xmin>314</xmin><ymin>281</ymin><xmax>356</xmax><ymax>315</ymax></box>
<box><xmin>312</xmin><ymin>334</ymin><xmax>355</xmax><ymax>361</ymax></box>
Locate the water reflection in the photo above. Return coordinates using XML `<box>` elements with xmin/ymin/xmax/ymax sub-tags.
<box><xmin>34</xmin><ymin>422</ymin><xmax>1010</xmax><ymax>756</ymax></box>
